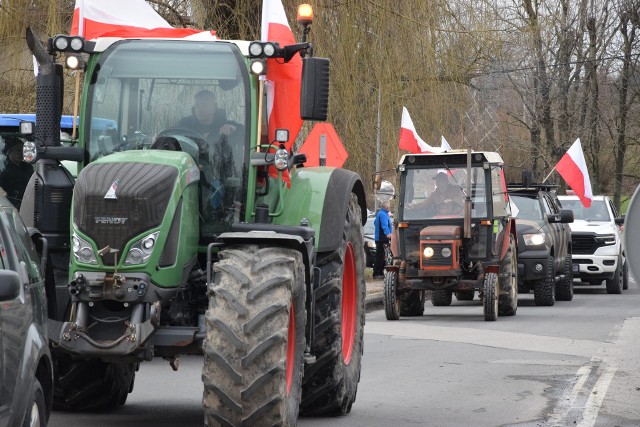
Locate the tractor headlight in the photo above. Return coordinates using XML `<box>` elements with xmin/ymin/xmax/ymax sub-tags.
<box><xmin>249</xmin><ymin>42</ymin><xmax>264</xmax><ymax>57</ymax></box>
<box><xmin>72</xmin><ymin>232</ymin><xmax>97</xmax><ymax>265</ymax></box>
<box><xmin>523</xmin><ymin>233</ymin><xmax>545</xmax><ymax>246</ymax></box>
<box><xmin>441</xmin><ymin>247</ymin><xmax>452</xmax><ymax>258</ymax></box>
<box><xmin>274</xmin><ymin>148</ymin><xmax>289</xmax><ymax>171</ymax></box>
<box><xmin>366</xmin><ymin>241</ymin><xmax>376</xmax><ymax>248</ymax></box>
<box><xmin>423</xmin><ymin>246</ymin><xmax>434</xmax><ymax>258</ymax></box>
<box><xmin>23</xmin><ymin>141</ymin><xmax>37</xmax><ymax>163</ymax></box>
<box><xmin>263</xmin><ymin>42</ymin><xmax>276</xmax><ymax>57</ymax></box>
<box><xmin>124</xmin><ymin>232</ymin><xmax>159</xmax><ymax>265</ymax></box>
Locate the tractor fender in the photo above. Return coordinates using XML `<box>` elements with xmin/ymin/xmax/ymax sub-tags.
<box><xmin>317</xmin><ymin>169</ymin><xmax>366</xmax><ymax>253</ymax></box>
<box><xmin>498</xmin><ymin>218</ymin><xmax>517</xmax><ymax>260</ymax></box>
<box><xmin>217</xmin><ymin>228</ymin><xmax>315</xmax><ymax>287</ymax></box>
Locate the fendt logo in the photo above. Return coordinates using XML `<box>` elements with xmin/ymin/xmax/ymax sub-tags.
<box><xmin>95</xmin><ymin>217</ymin><xmax>128</xmax><ymax>225</ymax></box>
<box><xmin>104</xmin><ymin>179</ymin><xmax>119</xmax><ymax>199</ymax></box>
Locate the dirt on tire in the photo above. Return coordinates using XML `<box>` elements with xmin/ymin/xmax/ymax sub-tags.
<box><xmin>202</xmin><ymin>245</ymin><xmax>306</xmax><ymax>426</ymax></box>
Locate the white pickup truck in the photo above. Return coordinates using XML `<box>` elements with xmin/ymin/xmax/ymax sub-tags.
<box><xmin>557</xmin><ymin>195</ymin><xmax>628</xmax><ymax>294</ymax></box>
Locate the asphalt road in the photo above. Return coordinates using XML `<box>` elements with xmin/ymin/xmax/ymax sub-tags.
<box><xmin>48</xmin><ymin>279</ymin><xmax>640</xmax><ymax>427</ymax></box>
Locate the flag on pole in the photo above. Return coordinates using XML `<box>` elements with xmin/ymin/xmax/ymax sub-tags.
<box><xmin>398</xmin><ymin>107</ymin><xmax>438</xmax><ymax>154</ymax></box>
<box><xmin>261</xmin><ymin>0</ymin><xmax>303</xmax><ymax>148</ymax></box>
<box><xmin>70</xmin><ymin>0</ymin><xmax>217</xmax><ymax>40</ymax></box>
<box><xmin>554</xmin><ymin>138</ymin><xmax>593</xmax><ymax>207</ymax></box>
<box><xmin>441</xmin><ymin>135</ymin><xmax>452</xmax><ymax>151</ymax></box>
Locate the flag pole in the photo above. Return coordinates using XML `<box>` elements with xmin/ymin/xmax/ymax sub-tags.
<box><xmin>542</xmin><ymin>167</ymin><xmax>555</xmax><ymax>184</ymax></box>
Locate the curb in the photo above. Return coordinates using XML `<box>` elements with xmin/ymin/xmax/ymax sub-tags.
<box><xmin>365</xmin><ymin>292</ymin><xmax>383</xmax><ymax>313</ymax></box>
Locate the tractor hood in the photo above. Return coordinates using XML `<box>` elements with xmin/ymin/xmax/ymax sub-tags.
<box><xmin>72</xmin><ymin>151</ymin><xmax>199</xmax><ymax>265</ymax></box>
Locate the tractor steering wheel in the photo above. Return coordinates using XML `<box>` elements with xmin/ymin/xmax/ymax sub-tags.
<box><xmin>156</xmin><ymin>127</ymin><xmax>209</xmax><ymax>159</ymax></box>
<box><xmin>435</xmin><ymin>200</ymin><xmax>464</xmax><ymax>216</ymax></box>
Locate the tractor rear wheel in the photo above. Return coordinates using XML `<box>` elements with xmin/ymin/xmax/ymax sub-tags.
<box><xmin>202</xmin><ymin>245</ymin><xmax>306</xmax><ymax>426</ymax></box>
<box><xmin>533</xmin><ymin>256</ymin><xmax>556</xmax><ymax>306</ymax></box>
<box><xmin>301</xmin><ymin>193</ymin><xmax>365</xmax><ymax>416</ymax></box>
<box><xmin>498</xmin><ymin>236</ymin><xmax>518</xmax><ymax>316</ymax></box>
<box><xmin>384</xmin><ymin>270</ymin><xmax>400</xmax><ymax>320</ymax></box>
<box><xmin>483</xmin><ymin>272</ymin><xmax>498</xmax><ymax>321</ymax></box>
<box><xmin>556</xmin><ymin>255</ymin><xmax>574</xmax><ymax>301</ymax></box>
<box><xmin>431</xmin><ymin>290</ymin><xmax>452</xmax><ymax>306</ymax></box>
<box><xmin>52</xmin><ymin>355</ymin><xmax>136</xmax><ymax>411</ymax></box>
<box><xmin>399</xmin><ymin>290</ymin><xmax>425</xmax><ymax>316</ymax></box>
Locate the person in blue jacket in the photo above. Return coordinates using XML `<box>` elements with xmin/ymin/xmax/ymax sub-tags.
<box><xmin>373</xmin><ymin>200</ymin><xmax>393</xmax><ymax>279</ymax></box>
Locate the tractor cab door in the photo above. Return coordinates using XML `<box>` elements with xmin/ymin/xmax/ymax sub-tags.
<box><xmin>489</xmin><ymin>164</ymin><xmax>511</xmax><ymax>257</ymax></box>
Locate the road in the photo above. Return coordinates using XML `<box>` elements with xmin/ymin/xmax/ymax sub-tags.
<box><xmin>49</xmin><ymin>280</ymin><xmax>640</xmax><ymax>427</ymax></box>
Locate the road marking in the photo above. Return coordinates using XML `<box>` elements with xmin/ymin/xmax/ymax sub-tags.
<box><xmin>546</xmin><ymin>364</ymin><xmax>593</xmax><ymax>426</ymax></box>
<box><xmin>576</xmin><ymin>365</ymin><xmax>617</xmax><ymax>427</ymax></box>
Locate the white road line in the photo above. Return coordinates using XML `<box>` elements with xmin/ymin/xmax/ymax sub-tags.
<box><xmin>546</xmin><ymin>364</ymin><xmax>593</xmax><ymax>426</ymax></box>
<box><xmin>576</xmin><ymin>365</ymin><xmax>618</xmax><ymax>427</ymax></box>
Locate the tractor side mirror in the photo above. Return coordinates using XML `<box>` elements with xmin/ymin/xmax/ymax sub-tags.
<box><xmin>300</xmin><ymin>57</ymin><xmax>330</xmax><ymax>121</ymax></box>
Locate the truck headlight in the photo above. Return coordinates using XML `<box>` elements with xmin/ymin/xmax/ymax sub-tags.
<box><xmin>523</xmin><ymin>233</ymin><xmax>545</xmax><ymax>246</ymax></box>
<box><xmin>124</xmin><ymin>232</ymin><xmax>159</xmax><ymax>265</ymax></box>
<box><xmin>595</xmin><ymin>234</ymin><xmax>616</xmax><ymax>246</ymax></box>
<box><xmin>72</xmin><ymin>232</ymin><xmax>97</xmax><ymax>265</ymax></box>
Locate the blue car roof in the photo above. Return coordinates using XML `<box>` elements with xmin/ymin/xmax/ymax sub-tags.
<box><xmin>0</xmin><ymin>114</ymin><xmax>116</xmax><ymax>131</ymax></box>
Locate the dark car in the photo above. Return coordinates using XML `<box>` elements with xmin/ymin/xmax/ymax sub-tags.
<box><xmin>0</xmin><ymin>197</ymin><xmax>52</xmax><ymax>426</ymax></box>
<box><xmin>508</xmin><ymin>184</ymin><xmax>574</xmax><ymax>306</ymax></box>
<box><xmin>364</xmin><ymin>216</ymin><xmax>376</xmax><ymax>268</ymax></box>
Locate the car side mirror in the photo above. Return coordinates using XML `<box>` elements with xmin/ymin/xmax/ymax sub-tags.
<box><xmin>0</xmin><ymin>270</ymin><xmax>22</xmax><ymax>301</ymax></box>
<box><xmin>615</xmin><ymin>217</ymin><xmax>625</xmax><ymax>225</ymax></box>
<box><xmin>560</xmin><ymin>209</ymin><xmax>574</xmax><ymax>223</ymax></box>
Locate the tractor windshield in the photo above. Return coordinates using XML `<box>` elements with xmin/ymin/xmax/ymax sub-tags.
<box><xmin>402</xmin><ymin>166</ymin><xmax>487</xmax><ymax>220</ymax></box>
<box><xmin>85</xmin><ymin>39</ymin><xmax>250</xmax><ymax>234</ymax></box>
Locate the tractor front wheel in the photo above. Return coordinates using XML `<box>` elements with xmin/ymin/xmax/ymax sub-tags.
<box><xmin>202</xmin><ymin>246</ymin><xmax>306</xmax><ymax>426</ymax></box>
<box><xmin>483</xmin><ymin>272</ymin><xmax>498</xmax><ymax>321</ymax></box>
<box><xmin>301</xmin><ymin>193</ymin><xmax>365</xmax><ymax>416</ymax></box>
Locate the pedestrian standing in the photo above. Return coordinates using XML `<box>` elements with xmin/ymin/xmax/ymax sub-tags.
<box><xmin>373</xmin><ymin>200</ymin><xmax>393</xmax><ymax>279</ymax></box>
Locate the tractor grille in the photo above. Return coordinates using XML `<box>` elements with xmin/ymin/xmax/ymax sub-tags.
<box><xmin>422</xmin><ymin>243</ymin><xmax>454</xmax><ymax>267</ymax></box>
<box><xmin>73</xmin><ymin>162</ymin><xmax>178</xmax><ymax>265</ymax></box>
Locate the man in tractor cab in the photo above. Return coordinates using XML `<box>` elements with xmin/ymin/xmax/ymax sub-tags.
<box><xmin>408</xmin><ymin>171</ymin><xmax>465</xmax><ymax>217</ymax></box>
<box><xmin>178</xmin><ymin>90</ymin><xmax>238</xmax><ymax>140</ymax></box>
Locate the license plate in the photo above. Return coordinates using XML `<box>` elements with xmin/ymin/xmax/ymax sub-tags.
<box><xmin>572</xmin><ymin>263</ymin><xmax>580</xmax><ymax>273</ymax></box>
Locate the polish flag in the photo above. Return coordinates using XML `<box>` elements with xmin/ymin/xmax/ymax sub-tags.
<box><xmin>398</xmin><ymin>107</ymin><xmax>438</xmax><ymax>154</ymax></box>
<box><xmin>441</xmin><ymin>135</ymin><xmax>452</xmax><ymax>151</ymax></box>
<box><xmin>261</xmin><ymin>0</ymin><xmax>303</xmax><ymax>148</ymax></box>
<box><xmin>71</xmin><ymin>0</ymin><xmax>217</xmax><ymax>40</ymax></box>
<box><xmin>554</xmin><ymin>138</ymin><xmax>593</xmax><ymax>207</ymax></box>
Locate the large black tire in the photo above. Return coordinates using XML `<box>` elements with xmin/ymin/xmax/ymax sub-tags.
<box><xmin>483</xmin><ymin>272</ymin><xmax>498</xmax><ymax>321</ymax></box>
<box><xmin>556</xmin><ymin>255</ymin><xmax>574</xmax><ymax>301</ymax></box>
<box><xmin>384</xmin><ymin>270</ymin><xmax>400</xmax><ymax>320</ymax></box>
<box><xmin>533</xmin><ymin>256</ymin><xmax>555</xmax><ymax>306</ymax></box>
<box><xmin>623</xmin><ymin>261</ymin><xmax>629</xmax><ymax>290</ymax></box>
<box><xmin>399</xmin><ymin>290</ymin><xmax>425</xmax><ymax>317</ymax></box>
<box><xmin>53</xmin><ymin>356</ymin><xmax>136</xmax><ymax>411</ymax></box>
<box><xmin>455</xmin><ymin>291</ymin><xmax>475</xmax><ymax>301</ymax></box>
<box><xmin>203</xmin><ymin>246</ymin><xmax>306</xmax><ymax>426</ymax></box>
<box><xmin>431</xmin><ymin>290</ymin><xmax>452</xmax><ymax>306</ymax></box>
<box><xmin>23</xmin><ymin>378</ymin><xmax>46</xmax><ymax>427</ymax></box>
<box><xmin>301</xmin><ymin>193</ymin><xmax>365</xmax><ymax>416</ymax></box>
<box><xmin>605</xmin><ymin>259</ymin><xmax>623</xmax><ymax>294</ymax></box>
<box><xmin>498</xmin><ymin>236</ymin><xmax>518</xmax><ymax>316</ymax></box>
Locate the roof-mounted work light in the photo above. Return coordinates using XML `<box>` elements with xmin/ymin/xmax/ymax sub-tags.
<box><xmin>50</xmin><ymin>35</ymin><xmax>91</xmax><ymax>54</ymax></box>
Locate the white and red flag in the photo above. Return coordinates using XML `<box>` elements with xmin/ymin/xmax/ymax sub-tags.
<box><xmin>554</xmin><ymin>138</ymin><xmax>593</xmax><ymax>207</ymax></box>
<box><xmin>441</xmin><ymin>135</ymin><xmax>452</xmax><ymax>151</ymax></box>
<box><xmin>398</xmin><ymin>107</ymin><xmax>438</xmax><ymax>154</ymax></box>
<box><xmin>261</xmin><ymin>0</ymin><xmax>303</xmax><ymax>148</ymax></box>
<box><xmin>70</xmin><ymin>0</ymin><xmax>217</xmax><ymax>40</ymax></box>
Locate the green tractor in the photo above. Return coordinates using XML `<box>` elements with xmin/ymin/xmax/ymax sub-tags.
<box><xmin>22</xmin><ymin>12</ymin><xmax>366</xmax><ymax>426</ymax></box>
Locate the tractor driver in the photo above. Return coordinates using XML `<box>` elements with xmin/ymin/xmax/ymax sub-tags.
<box><xmin>178</xmin><ymin>90</ymin><xmax>238</xmax><ymax>140</ymax></box>
<box><xmin>408</xmin><ymin>171</ymin><xmax>464</xmax><ymax>217</ymax></box>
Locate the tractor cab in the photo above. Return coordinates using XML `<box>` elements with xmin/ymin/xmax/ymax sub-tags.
<box><xmin>385</xmin><ymin>150</ymin><xmax>517</xmax><ymax>321</ymax></box>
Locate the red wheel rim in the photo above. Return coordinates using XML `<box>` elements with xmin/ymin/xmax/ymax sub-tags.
<box><xmin>341</xmin><ymin>242</ymin><xmax>357</xmax><ymax>365</ymax></box>
<box><xmin>285</xmin><ymin>302</ymin><xmax>295</xmax><ymax>395</ymax></box>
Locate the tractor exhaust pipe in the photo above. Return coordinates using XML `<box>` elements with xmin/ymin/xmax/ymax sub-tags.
<box><xmin>464</xmin><ymin>147</ymin><xmax>472</xmax><ymax>239</ymax></box>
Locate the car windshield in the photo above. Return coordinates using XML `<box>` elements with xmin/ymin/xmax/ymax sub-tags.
<box><xmin>401</xmin><ymin>166</ymin><xmax>487</xmax><ymax>220</ymax></box>
<box><xmin>560</xmin><ymin>199</ymin><xmax>610</xmax><ymax>221</ymax></box>
<box><xmin>509</xmin><ymin>195</ymin><xmax>543</xmax><ymax>220</ymax></box>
